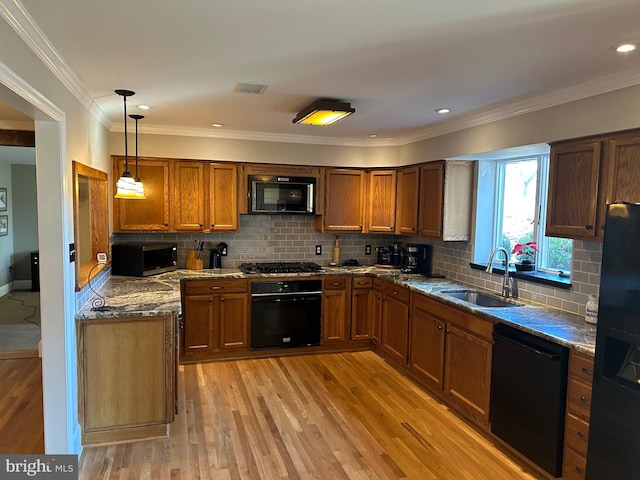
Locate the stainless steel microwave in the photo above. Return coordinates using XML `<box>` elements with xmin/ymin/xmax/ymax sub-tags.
<box><xmin>249</xmin><ymin>175</ymin><xmax>315</xmax><ymax>214</ymax></box>
<box><xmin>111</xmin><ymin>242</ymin><xmax>178</xmax><ymax>276</ymax></box>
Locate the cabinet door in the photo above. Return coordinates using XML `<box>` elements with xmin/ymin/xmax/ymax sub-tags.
<box><xmin>444</xmin><ymin>323</ymin><xmax>492</xmax><ymax>423</ymax></box>
<box><xmin>418</xmin><ymin>161</ymin><xmax>445</xmax><ymax>238</ymax></box>
<box><xmin>546</xmin><ymin>142</ymin><xmax>602</xmax><ymax>239</ymax></box>
<box><xmin>606</xmin><ymin>135</ymin><xmax>640</xmax><ymax>204</ymax></box>
<box><xmin>410</xmin><ymin>299</ymin><xmax>446</xmax><ymax>390</ymax></box>
<box><xmin>323</xmin><ymin>169</ymin><xmax>365</xmax><ymax>232</ymax></box>
<box><xmin>323</xmin><ymin>290</ymin><xmax>347</xmax><ymax>343</ymax></box>
<box><xmin>182</xmin><ymin>294</ymin><xmax>215</xmax><ymax>354</ymax></box>
<box><xmin>367</xmin><ymin>170</ymin><xmax>397</xmax><ymax>233</ymax></box>
<box><xmin>209</xmin><ymin>162</ymin><xmax>239</xmax><ymax>231</ymax></box>
<box><xmin>219</xmin><ymin>293</ymin><xmax>248</xmax><ymax>350</ymax></box>
<box><xmin>395</xmin><ymin>166</ymin><xmax>420</xmax><ymax>235</ymax></box>
<box><xmin>173</xmin><ymin>160</ymin><xmax>207</xmax><ymax>231</ymax></box>
<box><xmin>351</xmin><ymin>288</ymin><xmax>373</xmax><ymax>341</ymax></box>
<box><xmin>381</xmin><ymin>294</ymin><xmax>410</xmax><ymax>366</ymax></box>
<box><xmin>113</xmin><ymin>157</ymin><xmax>170</xmax><ymax>231</ymax></box>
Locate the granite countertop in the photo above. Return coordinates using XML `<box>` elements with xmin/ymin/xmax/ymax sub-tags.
<box><xmin>76</xmin><ymin>266</ymin><xmax>597</xmax><ymax>355</ymax></box>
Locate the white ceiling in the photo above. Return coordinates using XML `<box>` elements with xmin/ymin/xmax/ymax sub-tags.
<box><xmin>6</xmin><ymin>0</ymin><xmax>640</xmax><ymax>145</ymax></box>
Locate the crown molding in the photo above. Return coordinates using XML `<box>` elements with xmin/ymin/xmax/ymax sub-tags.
<box><xmin>0</xmin><ymin>0</ymin><xmax>109</xmax><ymax>127</ymax></box>
<box><xmin>400</xmin><ymin>66</ymin><xmax>640</xmax><ymax>145</ymax></box>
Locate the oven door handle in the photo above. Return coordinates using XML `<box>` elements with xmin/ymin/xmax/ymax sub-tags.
<box><xmin>251</xmin><ymin>291</ymin><xmax>322</xmax><ymax>298</ymax></box>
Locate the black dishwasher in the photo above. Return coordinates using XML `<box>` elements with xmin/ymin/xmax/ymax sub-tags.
<box><xmin>490</xmin><ymin>323</ymin><xmax>569</xmax><ymax>477</ymax></box>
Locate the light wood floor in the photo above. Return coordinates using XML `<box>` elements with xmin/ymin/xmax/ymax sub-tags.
<box><xmin>0</xmin><ymin>357</ymin><xmax>45</xmax><ymax>453</ymax></box>
<box><xmin>79</xmin><ymin>351</ymin><xmax>543</xmax><ymax>479</ymax></box>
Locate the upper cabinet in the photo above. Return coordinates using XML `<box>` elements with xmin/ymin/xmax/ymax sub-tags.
<box><xmin>208</xmin><ymin>163</ymin><xmax>239</xmax><ymax>232</ymax></box>
<box><xmin>546</xmin><ymin>128</ymin><xmax>640</xmax><ymax>241</ymax></box>
<box><xmin>319</xmin><ymin>169</ymin><xmax>365</xmax><ymax>232</ymax></box>
<box><xmin>418</xmin><ymin>161</ymin><xmax>474</xmax><ymax>241</ymax></box>
<box><xmin>172</xmin><ymin>160</ymin><xmax>207</xmax><ymax>232</ymax></box>
<box><xmin>395</xmin><ymin>166</ymin><xmax>420</xmax><ymax>235</ymax></box>
<box><xmin>366</xmin><ymin>169</ymin><xmax>397</xmax><ymax>233</ymax></box>
<box><xmin>113</xmin><ymin>156</ymin><xmax>171</xmax><ymax>231</ymax></box>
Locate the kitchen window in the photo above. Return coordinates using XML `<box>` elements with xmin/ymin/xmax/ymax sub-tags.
<box><xmin>473</xmin><ymin>149</ymin><xmax>572</xmax><ymax>278</ymax></box>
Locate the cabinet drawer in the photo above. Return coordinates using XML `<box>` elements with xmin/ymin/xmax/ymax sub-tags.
<box><xmin>383</xmin><ymin>282</ymin><xmax>409</xmax><ymax>304</ymax></box>
<box><xmin>373</xmin><ymin>278</ymin><xmax>383</xmax><ymax>290</ymax></box>
<box><xmin>563</xmin><ymin>444</ymin><xmax>587</xmax><ymax>480</ymax></box>
<box><xmin>565</xmin><ymin>413</ymin><xmax>590</xmax><ymax>457</ymax></box>
<box><xmin>183</xmin><ymin>279</ymin><xmax>248</xmax><ymax>295</ymax></box>
<box><xmin>570</xmin><ymin>352</ymin><xmax>595</xmax><ymax>385</ymax></box>
<box><xmin>324</xmin><ymin>276</ymin><xmax>347</xmax><ymax>290</ymax></box>
<box><xmin>567</xmin><ymin>378</ymin><xmax>592</xmax><ymax>422</ymax></box>
<box><xmin>352</xmin><ymin>277</ymin><xmax>373</xmax><ymax>289</ymax></box>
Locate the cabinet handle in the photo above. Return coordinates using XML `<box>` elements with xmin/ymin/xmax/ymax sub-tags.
<box><xmin>164</xmin><ymin>223</ymin><xmax>169</xmax><ymax>227</ymax></box>
<box><xmin>579</xmin><ymin>395</ymin><xmax>591</xmax><ymax>407</ymax></box>
<box><xmin>577</xmin><ymin>431</ymin><xmax>588</xmax><ymax>442</ymax></box>
<box><xmin>585</xmin><ymin>225</ymin><xmax>593</xmax><ymax>230</ymax></box>
<box><xmin>221</xmin><ymin>297</ymin><xmax>225</xmax><ymax>302</ymax></box>
<box><xmin>437</xmin><ymin>325</ymin><xmax>443</xmax><ymax>330</ymax></box>
<box><xmin>393</xmin><ymin>291</ymin><xmax>398</xmax><ymax>295</ymax></box>
<box><xmin>331</xmin><ymin>282</ymin><xmax>342</xmax><ymax>286</ymax></box>
<box><xmin>199</xmin><ymin>224</ymin><xmax>203</xmax><ymax>227</ymax></box>
<box><xmin>581</xmin><ymin>367</ymin><xmax>593</xmax><ymax>377</ymax></box>
<box><xmin>389</xmin><ymin>226</ymin><xmax>393</xmax><ymax>230</ymax></box>
<box><xmin>210</xmin><ymin>286</ymin><xmax>224</xmax><ymax>290</ymax></box>
<box><xmin>446</xmin><ymin>329</ymin><xmax>450</xmax><ymax>334</ymax></box>
<box><xmin>357</xmin><ymin>281</ymin><xmax>368</xmax><ymax>285</ymax></box>
<box><xmin>211</xmin><ymin>224</ymin><xmax>215</xmax><ymax>227</ymax></box>
<box><xmin>575</xmin><ymin>467</ymin><xmax>586</xmax><ymax>478</ymax></box>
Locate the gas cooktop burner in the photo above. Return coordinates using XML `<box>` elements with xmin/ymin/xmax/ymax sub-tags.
<box><xmin>238</xmin><ymin>262</ymin><xmax>323</xmax><ymax>274</ymax></box>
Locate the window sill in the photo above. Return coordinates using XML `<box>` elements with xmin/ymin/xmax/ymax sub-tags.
<box><xmin>470</xmin><ymin>263</ymin><xmax>572</xmax><ymax>290</ymax></box>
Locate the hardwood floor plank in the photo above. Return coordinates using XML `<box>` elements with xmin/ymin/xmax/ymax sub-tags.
<box><xmin>80</xmin><ymin>351</ymin><xmax>544</xmax><ymax>480</ymax></box>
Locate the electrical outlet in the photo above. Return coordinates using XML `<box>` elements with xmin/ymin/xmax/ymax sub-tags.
<box><xmin>69</xmin><ymin>243</ymin><xmax>76</xmax><ymax>263</ymax></box>
<box><xmin>97</xmin><ymin>252</ymin><xmax>107</xmax><ymax>263</ymax></box>
<box><xmin>315</xmin><ymin>245</ymin><xmax>322</xmax><ymax>255</ymax></box>
<box><xmin>365</xmin><ymin>245</ymin><xmax>372</xmax><ymax>255</ymax></box>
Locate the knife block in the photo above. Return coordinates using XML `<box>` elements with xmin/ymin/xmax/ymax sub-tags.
<box><xmin>186</xmin><ymin>250</ymin><xmax>203</xmax><ymax>270</ymax></box>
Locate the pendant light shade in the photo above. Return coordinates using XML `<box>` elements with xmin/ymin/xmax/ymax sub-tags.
<box><xmin>129</xmin><ymin>114</ymin><xmax>146</xmax><ymax>199</ymax></box>
<box><xmin>114</xmin><ymin>89</ymin><xmax>142</xmax><ymax>199</ymax></box>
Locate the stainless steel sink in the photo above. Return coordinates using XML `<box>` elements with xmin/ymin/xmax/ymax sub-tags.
<box><xmin>441</xmin><ymin>289</ymin><xmax>523</xmax><ymax>308</ymax></box>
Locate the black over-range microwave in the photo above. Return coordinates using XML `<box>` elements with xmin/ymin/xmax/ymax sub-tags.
<box><xmin>249</xmin><ymin>175</ymin><xmax>315</xmax><ymax>214</ymax></box>
<box><xmin>111</xmin><ymin>242</ymin><xmax>178</xmax><ymax>277</ymax></box>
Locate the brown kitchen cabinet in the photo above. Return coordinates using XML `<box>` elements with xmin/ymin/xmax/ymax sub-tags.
<box><xmin>77</xmin><ymin>313</ymin><xmax>175</xmax><ymax>444</ymax></box>
<box><xmin>350</xmin><ymin>276</ymin><xmax>373</xmax><ymax>341</ymax></box>
<box><xmin>371</xmin><ymin>277</ymin><xmax>383</xmax><ymax>345</ymax></box>
<box><xmin>172</xmin><ymin>160</ymin><xmax>207</xmax><ymax>231</ymax></box>
<box><xmin>180</xmin><ymin>279</ymin><xmax>248</xmax><ymax>359</ymax></box>
<box><xmin>366</xmin><ymin>169</ymin><xmax>397</xmax><ymax>233</ymax></box>
<box><xmin>562</xmin><ymin>350</ymin><xmax>593</xmax><ymax>480</ymax></box>
<box><xmin>409</xmin><ymin>292</ymin><xmax>493</xmax><ymax>425</ymax></box>
<box><xmin>322</xmin><ymin>276</ymin><xmax>349</xmax><ymax>343</ymax></box>
<box><xmin>417</xmin><ymin>160</ymin><xmax>473</xmax><ymax>241</ymax></box>
<box><xmin>395</xmin><ymin>166</ymin><xmax>420</xmax><ymax>235</ymax></box>
<box><xmin>319</xmin><ymin>169</ymin><xmax>365</xmax><ymax>232</ymax></box>
<box><xmin>546</xmin><ymin>141</ymin><xmax>603</xmax><ymax>239</ymax></box>
<box><xmin>113</xmin><ymin>156</ymin><xmax>171</xmax><ymax>231</ymax></box>
<box><xmin>208</xmin><ymin>162</ymin><xmax>239</xmax><ymax>231</ymax></box>
<box><xmin>380</xmin><ymin>281</ymin><xmax>410</xmax><ymax>366</ymax></box>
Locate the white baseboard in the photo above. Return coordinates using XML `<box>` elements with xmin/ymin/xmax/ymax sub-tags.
<box><xmin>12</xmin><ymin>280</ymin><xmax>32</xmax><ymax>291</ymax></box>
<box><xmin>0</xmin><ymin>283</ymin><xmax>10</xmax><ymax>297</ymax></box>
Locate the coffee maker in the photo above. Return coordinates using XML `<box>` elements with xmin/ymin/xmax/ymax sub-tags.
<box><xmin>401</xmin><ymin>244</ymin><xmax>434</xmax><ymax>276</ymax></box>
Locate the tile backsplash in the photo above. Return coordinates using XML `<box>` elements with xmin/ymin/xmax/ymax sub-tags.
<box><xmin>111</xmin><ymin>214</ymin><xmax>602</xmax><ymax>317</ymax></box>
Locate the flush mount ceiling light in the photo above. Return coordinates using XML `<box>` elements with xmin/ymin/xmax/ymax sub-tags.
<box><xmin>435</xmin><ymin>107</ymin><xmax>451</xmax><ymax>114</ymax></box>
<box><xmin>137</xmin><ymin>104</ymin><xmax>150</xmax><ymax>110</ymax></box>
<box><xmin>114</xmin><ymin>89</ymin><xmax>141</xmax><ymax>199</ymax></box>
<box><xmin>613</xmin><ymin>43</ymin><xmax>639</xmax><ymax>53</ymax></box>
<box><xmin>292</xmin><ymin>99</ymin><xmax>355</xmax><ymax>126</ymax></box>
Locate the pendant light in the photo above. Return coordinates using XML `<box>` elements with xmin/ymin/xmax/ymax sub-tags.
<box><xmin>129</xmin><ymin>114</ymin><xmax>146</xmax><ymax>198</ymax></box>
<box><xmin>114</xmin><ymin>89</ymin><xmax>140</xmax><ymax>199</ymax></box>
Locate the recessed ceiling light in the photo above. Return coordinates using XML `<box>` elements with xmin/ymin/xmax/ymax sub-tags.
<box><xmin>211</xmin><ymin>123</ymin><xmax>224</xmax><ymax>128</ymax></box>
<box><xmin>613</xmin><ymin>43</ymin><xmax>639</xmax><ymax>53</ymax></box>
<box><xmin>366</xmin><ymin>133</ymin><xmax>377</xmax><ymax>138</ymax></box>
<box><xmin>435</xmin><ymin>108</ymin><xmax>451</xmax><ymax>114</ymax></box>
<box><xmin>137</xmin><ymin>104</ymin><xmax>150</xmax><ymax>110</ymax></box>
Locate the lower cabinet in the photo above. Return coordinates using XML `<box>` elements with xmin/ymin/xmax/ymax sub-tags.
<box><xmin>351</xmin><ymin>276</ymin><xmax>373</xmax><ymax>341</ymax></box>
<box><xmin>77</xmin><ymin>314</ymin><xmax>176</xmax><ymax>445</ymax></box>
<box><xmin>181</xmin><ymin>279</ymin><xmax>248</xmax><ymax>359</ymax></box>
<box><xmin>381</xmin><ymin>281</ymin><xmax>410</xmax><ymax>366</ymax></box>
<box><xmin>410</xmin><ymin>292</ymin><xmax>493</xmax><ymax>425</ymax></box>
<box><xmin>322</xmin><ymin>276</ymin><xmax>349</xmax><ymax>343</ymax></box>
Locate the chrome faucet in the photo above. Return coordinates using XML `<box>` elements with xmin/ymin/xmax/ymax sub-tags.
<box><xmin>485</xmin><ymin>247</ymin><xmax>517</xmax><ymax>298</ymax></box>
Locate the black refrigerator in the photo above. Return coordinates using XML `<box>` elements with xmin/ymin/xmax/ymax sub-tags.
<box><xmin>586</xmin><ymin>202</ymin><xmax>640</xmax><ymax>479</ymax></box>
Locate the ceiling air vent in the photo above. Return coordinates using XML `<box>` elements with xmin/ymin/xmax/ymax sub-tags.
<box><xmin>234</xmin><ymin>82</ymin><xmax>268</xmax><ymax>94</ymax></box>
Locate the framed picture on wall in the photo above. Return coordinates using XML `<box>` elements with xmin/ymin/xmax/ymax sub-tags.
<box><xmin>0</xmin><ymin>188</ymin><xmax>6</xmax><ymax>211</ymax></box>
<box><xmin>0</xmin><ymin>215</ymin><xmax>7</xmax><ymax>236</ymax></box>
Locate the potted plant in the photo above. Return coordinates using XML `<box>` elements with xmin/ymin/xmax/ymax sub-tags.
<box><xmin>512</xmin><ymin>241</ymin><xmax>538</xmax><ymax>271</ymax></box>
